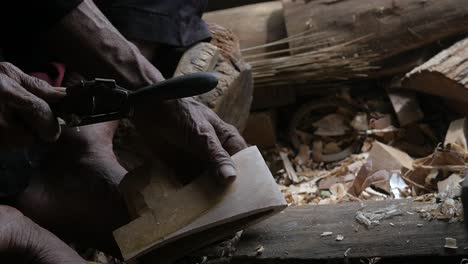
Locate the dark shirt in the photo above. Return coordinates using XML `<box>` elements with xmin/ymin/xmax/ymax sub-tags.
<box><xmin>0</xmin><ymin>0</ymin><xmax>210</xmax><ymax>70</ymax></box>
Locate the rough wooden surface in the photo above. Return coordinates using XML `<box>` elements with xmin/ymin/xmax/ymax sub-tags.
<box><xmin>194</xmin><ymin>24</ymin><xmax>253</xmax><ymax>131</ymax></box>
<box><xmin>283</xmin><ymin>0</ymin><xmax>468</xmax><ymax>57</ymax></box>
<box><xmin>231</xmin><ymin>199</ymin><xmax>467</xmax><ymax>262</ymax></box>
<box><xmin>387</xmin><ymin>91</ymin><xmax>424</xmax><ymax>127</ymax></box>
<box><xmin>114</xmin><ymin>147</ymin><xmax>287</xmax><ymax>262</ymax></box>
<box><xmin>204</xmin><ymin>1</ymin><xmax>287</xmax><ymax>57</ymax></box>
<box><xmin>402</xmin><ymin>36</ymin><xmax>468</xmax><ymax>103</ymax></box>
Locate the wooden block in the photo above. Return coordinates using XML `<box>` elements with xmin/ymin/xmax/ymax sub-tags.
<box><xmin>113</xmin><ymin>146</ymin><xmax>287</xmax><ymax>262</ymax></box>
<box><xmin>242</xmin><ymin>111</ymin><xmax>277</xmax><ymax>148</ymax></box>
<box><xmin>402</xmin><ymin>37</ymin><xmax>468</xmax><ymax>103</ymax></box>
<box><xmin>368</xmin><ymin>141</ymin><xmax>414</xmax><ymax>174</ymax></box>
<box><xmin>231</xmin><ymin>199</ymin><xmax>468</xmax><ymax>261</ymax></box>
<box><xmin>387</xmin><ymin>91</ymin><xmax>424</xmax><ymax>126</ymax></box>
<box><xmin>444</xmin><ymin>118</ymin><xmax>468</xmax><ymax>151</ymax></box>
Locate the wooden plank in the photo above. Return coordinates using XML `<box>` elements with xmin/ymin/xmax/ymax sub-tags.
<box><xmin>402</xmin><ymin>36</ymin><xmax>468</xmax><ymax>104</ymax></box>
<box><xmin>232</xmin><ymin>199</ymin><xmax>467</xmax><ymax>262</ymax></box>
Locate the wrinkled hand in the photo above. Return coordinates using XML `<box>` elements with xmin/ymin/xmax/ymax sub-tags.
<box><xmin>0</xmin><ymin>62</ymin><xmax>65</xmax><ymax>149</ymax></box>
<box><xmin>134</xmin><ymin>97</ymin><xmax>247</xmax><ymax>184</ymax></box>
<box><xmin>13</xmin><ymin>120</ymin><xmax>129</xmax><ymax>256</ymax></box>
<box><xmin>0</xmin><ymin>205</ymin><xmax>86</xmax><ymax>263</ymax></box>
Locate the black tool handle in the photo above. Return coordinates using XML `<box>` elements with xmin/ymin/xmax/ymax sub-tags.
<box><xmin>129</xmin><ymin>72</ymin><xmax>218</xmax><ymax>104</ymax></box>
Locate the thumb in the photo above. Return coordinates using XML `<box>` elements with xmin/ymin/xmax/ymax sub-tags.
<box><xmin>196</xmin><ymin>123</ymin><xmax>237</xmax><ymax>184</ymax></box>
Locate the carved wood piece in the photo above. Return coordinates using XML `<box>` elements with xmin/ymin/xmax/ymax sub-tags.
<box><xmin>113</xmin><ymin>146</ymin><xmax>287</xmax><ymax>262</ymax></box>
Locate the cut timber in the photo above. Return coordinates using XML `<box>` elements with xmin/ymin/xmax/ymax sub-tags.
<box><xmin>249</xmin><ymin>0</ymin><xmax>468</xmax><ymax>87</ymax></box>
<box><xmin>351</xmin><ymin>141</ymin><xmax>413</xmax><ymax>196</ymax></box>
<box><xmin>387</xmin><ymin>91</ymin><xmax>424</xmax><ymax>127</ymax></box>
<box><xmin>445</xmin><ymin>118</ymin><xmax>468</xmax><ymax>151</ymax></box>
<box><xmin>203</xmin><ymin>1</ymin><xmax>288</xmax><ymax>57</ymax></box>
<box><xmin>402</xmin><ymin>37</ymin><xmax>468</xmax><ymax>104</ymax></box>
<box><xmin>230</xmin><ymin>199</ymin><xmax>468</xmax><ymax>262</ymax></box>
<box><xmin>242</xmin><ymin>111</ymin><xmax>277</xmax><ymax>149</ymax></box>
<box><xmin>113</xmin><ymin>147</ymin><xmax>287</xmax><ymax>263</ymax></box>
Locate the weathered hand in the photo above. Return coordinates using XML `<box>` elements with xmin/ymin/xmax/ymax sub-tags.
<box><xmin>0</xmin><ymin>62</ymin><xmax>64</xmax><ymax>149</ymax></box>
<box><xmin>13</xmin><ymin>121</ymin><xmax>129</xmax><ymax>255</ymax></box>
<box><xmin>0</xmin><ymin>205</ymin><xmax>86</xmax><ymax>263</ymax></box>
<box><xmin>134</xmin><ymin>97</ymin><xmax>247</xmax><ymax>184</ymax></box>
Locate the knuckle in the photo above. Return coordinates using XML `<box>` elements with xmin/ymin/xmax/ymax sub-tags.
<box><xmin>0</xmin><ymin>62</ymin><xmax>18</xmax><ymax>78</ymax></box>
<box><xmin>0</xmin><ymin>62</ymin><xmax>12</xmax><ymax>72</ymax></box>
<box><xmin>0</xmin><ymin>205</ymin><xmax>24</xmax><ymax>223</ymax></box>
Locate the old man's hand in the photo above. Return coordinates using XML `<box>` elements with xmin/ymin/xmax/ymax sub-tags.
<box><xmin>0</xmin><ymin>62</ymin><xmax>64</xmax><ymax>149</ymax></box>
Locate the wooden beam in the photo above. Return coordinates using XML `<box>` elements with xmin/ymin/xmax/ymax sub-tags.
<box><xmin>231</xmin><ymin>199</ymin><xmax>467</xmax><ymax>262</ymax></box>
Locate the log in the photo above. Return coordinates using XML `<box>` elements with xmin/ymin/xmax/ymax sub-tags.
<box><xmin>230</xmin><ymin>199</ymin><xmax>468</xmax><ymax>263</ymax></box>
<box><xmin>248</xmin><ymin>0</ymin><xmax>468</xmax><ymax>87</ymax></box>
<box><xmin>203</xmin><ymin>1</ymin><xmax>288</xmax><ymax>59</ymax></box>
<box><xmin>402</xmin><ymin>36</ymin><xmax>468</xmax><ymax>104</ymax></box>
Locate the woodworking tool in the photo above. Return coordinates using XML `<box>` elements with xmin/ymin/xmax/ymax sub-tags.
<box><xmin>0</xmin><ymin>72</ymin><xmax>218</xmax><ymax>197</ymax></box>
<box><xmin>54</xmin><ymin>72</ymin><xmax>218</xmax><ymax>127</ymax></box>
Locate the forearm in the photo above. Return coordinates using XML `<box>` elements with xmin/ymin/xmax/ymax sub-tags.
<box><xmin>45</xmin><ymin>0</ymin><xmax>164</xmax><ymax>89</ymax></box>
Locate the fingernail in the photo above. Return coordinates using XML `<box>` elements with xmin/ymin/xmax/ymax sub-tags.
<box><xmin>218</xmin><ymin>164</ymin><xmax>237</xmax><ymax>184</ymax></box>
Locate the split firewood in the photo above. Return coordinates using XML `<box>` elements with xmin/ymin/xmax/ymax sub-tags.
<box><xmin>444</xmin><ymin>118</ymin><xmax>468</xmax><ymax>151</ymax></box>
<box><xmin>350</xmin><ymin>142</ymin><xmax>413</xmax><ymax>196</ymax></box>
<box><xmin>402</xmin><ymin>37</ymin><xmax>468</xmax><ymax>104</ymax></box>
<box><xmin>387</xmin><ymin>91</ymin><xmax>424</xmax><ymax>127</ymax></box>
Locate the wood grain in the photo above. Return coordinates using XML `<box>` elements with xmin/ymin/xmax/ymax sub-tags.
<box><xmin>114</xmin><ymin>147</ymin><xmax>287</xmax><ymax>262</ymax></box>
<box><xmin>232</xmin><ymin>199</ymin><xmax>467</xmax><ymax>262</ymax></box>
<box><xmin>204</xmin><ymin>1</ymin><xmax>288</xmax><ymax>58</ymax></box>
<box><xmin>402</xmin><ymin>37</ymin><xmax>468</xmax><ymax>103</ymax></box>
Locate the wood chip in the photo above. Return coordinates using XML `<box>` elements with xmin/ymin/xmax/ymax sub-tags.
<box><xmin>256</xmin><ymin>245</ymin><xmax>265</xmax><ymax>255</ymax></box>
<box><xmin>444</xmin><ymin>237</ymin><xmax>458</xmax><ymax>249</ymax></box>
<box><xmin>320</xmin><ymin>231</ymin><xmax>333</xmax><ymax>237</ymax></box>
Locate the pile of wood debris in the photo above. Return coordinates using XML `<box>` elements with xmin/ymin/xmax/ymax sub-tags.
<box><xmin>260</xmin><ymin>89</ymin><xmax>467</xmax><ymax>223</ymax></box>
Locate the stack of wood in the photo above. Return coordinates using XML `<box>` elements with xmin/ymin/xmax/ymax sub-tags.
<box><xmin>204</xmin><ymin>0</ymin><xmax>468</xmax><ymax>110</ymax></box>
